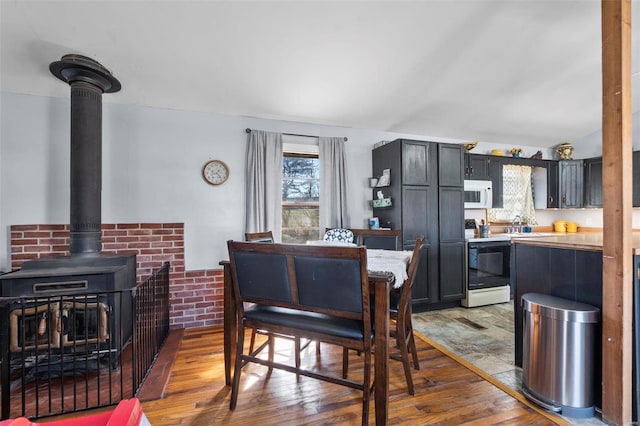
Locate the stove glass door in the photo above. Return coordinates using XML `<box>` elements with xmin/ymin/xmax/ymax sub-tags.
<box><xmin>467</xmin><ymin>241</ymin><xmax>511</xmax><ymax>290</ymax></box>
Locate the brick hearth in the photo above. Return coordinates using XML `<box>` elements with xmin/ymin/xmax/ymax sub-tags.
<box><xmin>8</xmin><ymin>223</ymin><xmax>223</xmax><ymax>329</ymax></box>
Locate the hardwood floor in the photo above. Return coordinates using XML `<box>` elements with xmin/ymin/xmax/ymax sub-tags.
<box><xmin>138</xmin><ymin>326</ymin><xmax>568</xmax><ymax>425</ymax></box>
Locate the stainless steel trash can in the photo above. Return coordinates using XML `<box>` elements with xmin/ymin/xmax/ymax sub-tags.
<box><xmin>521</xmin><ymin>293</ymin><xmax>600</xmax><ymax>418</ymax></box>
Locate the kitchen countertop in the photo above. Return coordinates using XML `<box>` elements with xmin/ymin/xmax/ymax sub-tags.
<box><xmin>466</xmin><ymin>232</ymin><xmax>562</xmax><ymax>243</ymax></box>
<box><xmin>510</xmin><ymin>232</ymin><xmax>640</xmax><ymax>254</ymax></box>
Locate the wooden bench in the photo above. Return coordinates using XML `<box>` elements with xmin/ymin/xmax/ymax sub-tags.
<box><xmin>227</xmin><ymin>241</ymin><xmax>378</xmax><ymax>425</ymax></box>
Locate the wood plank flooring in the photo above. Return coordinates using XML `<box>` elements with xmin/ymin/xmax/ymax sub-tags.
<box><xmin>138</xmin><ymin>326</ymin><xmax>567</xmax><ymax>425</ymax></box>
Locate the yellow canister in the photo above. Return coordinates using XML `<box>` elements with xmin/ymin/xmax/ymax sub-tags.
<box><xmin>566</xmin><ymin>222</ymin><xmax>578</xmax><ymax>233</ymax></box>
<box><xmin>554</xmin><ymin>221</ymin><xmax>567</xmax><ymax>233</ymax></box>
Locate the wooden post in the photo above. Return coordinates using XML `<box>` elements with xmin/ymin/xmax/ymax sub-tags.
<box><xmin>601</xmin><ymin>0</ymin><xmax>632</xmax><ymax>424</ymax></box>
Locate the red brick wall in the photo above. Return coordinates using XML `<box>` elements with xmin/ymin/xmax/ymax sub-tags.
<box><xmin>8</xmin><ymin>223</ymin><xmax>224</xmax><ymax>329</ymax></box>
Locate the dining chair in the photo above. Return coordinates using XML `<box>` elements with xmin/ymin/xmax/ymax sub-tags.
<box><xmin>389</xmin><ymin>236</ymin><xmax>424</xmax><ymax>395</ymax></box>
<box><xmin>342</xmin><ymin>236</ymin><xmax>424</xmax><ymax>395</ymax></box>
<box><xmin>227</xmin><ymin>241</ymin><xmax>374</xmax><ymax>425</ymax></box>
<box><xmin>244</xmin><ymin>231</ymin><xmax>274</xmax><ymax>243</ymax></box>
<box><xmin>349</xmin><ymin>228</ymin><xmax>402</xmax><ymax>250</ymax></box>
<box><xmin>322</xmin><ymin>228</ymin><xmax>354</xmax><ymax>244</ymax></box>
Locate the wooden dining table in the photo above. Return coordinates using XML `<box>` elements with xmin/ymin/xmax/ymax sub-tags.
<box><xmin>220</xmin><ymin>256</ymin><xmax>396</xmax><ymax>426</ymax></box>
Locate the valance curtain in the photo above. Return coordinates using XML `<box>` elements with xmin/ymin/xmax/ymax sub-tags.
<box><xmin>319</xmin><ymin>137</ymin><xmax>350</xmax><ymax>235</ymax></box>
<box><xmin>488</xmin><ymin>164</ymin><xmax>537</xmax><ymax>225</ymax></box>
<box><xmin>244</xmin><ymin>130</ymin><xmax>283</xmax><ymax>241</ymax></box>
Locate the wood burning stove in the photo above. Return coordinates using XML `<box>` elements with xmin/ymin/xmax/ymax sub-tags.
<box><xmin>0</xmin><ymin>55</ymin><xmax>134</xmax><ymax>366</ymax></box>
<box><xmin>1</xmin><ymin>254</ymin><xmax>136</xmax><ymax>359</ymax></box>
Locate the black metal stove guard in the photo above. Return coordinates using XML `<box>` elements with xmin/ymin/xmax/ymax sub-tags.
<box><xmin>0</xmin><ymin>262</ymin><xmax>170</xmax><ymax>420</ymax></box>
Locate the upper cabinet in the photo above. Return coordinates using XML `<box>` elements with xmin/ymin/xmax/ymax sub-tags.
<box><xmin>634</xmin><ymin>152</ymin><xmax>640</xmax><ymax>207</ymax></box>
<box><xmin>582</xmin><ymin>152</ymin><xmax>640</xmax><ymax>208</ymax></box>
<box><xmin>559</xmin><ymin>160</ymin><xmax>584</xmax><ymax>208</ymax></box>
<box><xmin>547</xmin><ymin>161</ymin><xmax>559</xmax><ymax>208</ymax></box>
<box><xmin>488</xmin><ymin>157</ymin><xmax>504</xmax><ymax>209</ymax></box>
<box><xmin>439</xmin><ymin>144</ymin><xmax>464</xmax><ymax>187</ymax></box>
<box><xmin>583</xmin><ymin>157</ymin><xmax>603</xmax><ymax>208</ymax></box>
<box><xmin>464</xmin><ymin>154</ymin><xmax>491</xmax><ymax>181</ymax></box>
<box><xmin>401</xmin><ymin>141</ymin><xmax>435</xmax><ymax>186</ymax></box>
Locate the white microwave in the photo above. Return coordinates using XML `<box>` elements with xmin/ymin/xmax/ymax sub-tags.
<box><xmin>464</xmin><ymin>180</ymin><xmax>493</xmax><ymax>209</ymax></box>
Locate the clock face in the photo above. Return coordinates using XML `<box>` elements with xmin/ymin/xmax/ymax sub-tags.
<box><xmin>203</xmin><ymin>160</ymin><xmax>229</xmax><ymax>185</ymax></box>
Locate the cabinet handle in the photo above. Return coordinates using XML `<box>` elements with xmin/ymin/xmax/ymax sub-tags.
<box><xmin>548</xmin><ymin>196</ymin><xmax>554</xmax><ymax>204</ymax></box>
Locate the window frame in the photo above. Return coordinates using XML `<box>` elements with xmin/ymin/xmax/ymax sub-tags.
<box><xmin>281</xmin><ymin>148</ymin><xmax>320</xmax><ymax>243</ymax></box>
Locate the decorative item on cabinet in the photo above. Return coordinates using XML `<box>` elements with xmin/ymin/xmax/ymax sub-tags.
<box><xmin>374</xmin><ymin>168</ymin><xmax>390</xmax><ymax>187</ymax></box>
<box><xmin>556</xmin><ymin>142</ymin><xmax>574</xmax><ymax>160</ymax></box>
<box><xmin>461</xmin><ymin>141</ymin><xmax>478</xmax><ymax>153</ymax></box>
<box><xmin>372</xmin><ymin>198</ymin><xmax>392</xmax><ymax>208</ymax></box>
<box><xmin>369</xmin><ymin>217</ymin><xmax>380</xmax><ymax>229</ymax></box>
<box><xmin>509</xmin><ymin>148</ymin><xmax>522</xmax><ymax>158</ymax></box>
<box><xmin>490</xmin><ymin>149</ymin><xmax>505</xmax><ymax>156</ymax></box>
<box><xmin>372</xmin><ymin>189</ymin><xmax>392</xmax><ymax>208</ymax></box>
<box><xmin>530</xmin><ymin>150</ymin><xmax>543</xmax><ymax>159</ymax></box>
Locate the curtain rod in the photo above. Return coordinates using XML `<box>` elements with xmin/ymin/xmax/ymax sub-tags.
<box><xmin>245</xmin><ymin>128</ymin><xmax>347</xmax><ymax>142</ymax></box>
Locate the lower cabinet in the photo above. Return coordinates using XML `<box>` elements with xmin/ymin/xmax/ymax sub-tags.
<box><xmin>439</xmin><ymin>242</ymin><xmax>466</xmax><ymax>301</ymax></box>
<box><xmin>512</xmin><ymin>243</ymin><xmax>603</xmax><ymax>407</ymax></box>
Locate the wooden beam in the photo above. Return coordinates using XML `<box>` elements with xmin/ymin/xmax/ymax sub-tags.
<box><xmin>601</xmin><ymin>0</ymin><xmax>633</xmax><ymax>424</ymax></box>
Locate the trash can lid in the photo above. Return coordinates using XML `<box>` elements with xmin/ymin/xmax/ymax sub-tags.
<box><xmin>522</xmin><ymin>293</ymin><xmax>600</xmax><ymax>323</ymax></box>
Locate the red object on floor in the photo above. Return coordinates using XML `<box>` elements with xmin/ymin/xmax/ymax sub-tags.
<box><xmin>0</xmin><ymin>398</ymin><xmax>150</xmax><ymax>426</ymax></box>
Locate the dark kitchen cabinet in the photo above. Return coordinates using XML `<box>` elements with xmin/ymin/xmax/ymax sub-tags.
<box><xmin>512</xmin><ymin>242</ymin><xmax>604</xmax><ymax>409</ymax></box>
<box><xmin>634</xmin><ymin>151</ymin><xmax>640</xmax><ymax>207</ymax></box>
<box><xmin>401</xmin><ymin>185</ymin><xmax>438</xmax><ymax>304</ymax></box>
<box><xmin>464</xmin><ymin>154</ymin><xmax>491</xmax><ymax>181</ymax></box>
<box><xmin>559</xmin><ymin>160</ymin><xmax>583</xmax><ymax>208</ymax></box>
<box><xmin>582</xmin><ymin>151</ymin><xmax>640</xmax><ymax>208</ymax></box>
<box><xmin>372</xmin><ymin>139</ymin><xmax>464</xmax><ymax>310</ymax></box>
<box><xmin>488</xmin><ymin>157</ymin><xmax>504</xmax><ymax>208</ymax></box>
<box><xmin>547</xmin><ymin>161</ymin><xmax>560</xmax><ymax>208</ymax></box>
<box><xmin>440</xmin><ymin>145</ymin><xmax>465</xmax><ymax>186</ymax></box>
<box><xmin>584</xmin><ymin>156</ymin><xmax>603</xmax><ymax>208</ymax></box>
<box><xmin>401</xmin><ymin>141</ymin><xmax>436</xmax><ymax>186</ymax></box>
<box><xmin>439</xmin><ymin>186</ymin><xmax>465</xmax><ymax>242</ymax></box>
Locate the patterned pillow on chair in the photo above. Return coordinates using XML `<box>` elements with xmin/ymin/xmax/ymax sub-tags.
<box><xmin>323</xmin><ymin>228</ymin><xmax>354</xmax><ymax>243</ymax></box>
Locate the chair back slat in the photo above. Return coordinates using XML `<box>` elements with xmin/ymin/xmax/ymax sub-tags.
<box><xmin>244</xmin><ymin>231</ymin><xmax>274</xmax><ymax>243</ymax></box>
<box><xmin>294</xmin><ymin>255</ymin><xmax>363</xmax><ymax>313</ymax></box>
<box><xmin>398</xmin><ymin>237</ymin><xmax>424</xmax><ymax>308</ymax></box>
<box><xmin>231</xmin><ymin>251</ymin><xmax>291</xmax><ymax>303</ymax></box>
<box><xmin>342</xmin><ymin>228</ymin><xmax>402</xmax><ymax>250</ymax></box>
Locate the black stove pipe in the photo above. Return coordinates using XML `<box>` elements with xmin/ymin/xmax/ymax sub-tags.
<box><xmin>49</xmin><ymin>55</ymin><xmax>121</xmax><ymax>256</ymax></box>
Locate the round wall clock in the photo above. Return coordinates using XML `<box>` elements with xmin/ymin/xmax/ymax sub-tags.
<box><xmin>202</xmin><ymin>160</ymin><xmax>229</xmax><ymax>185</ymax></box>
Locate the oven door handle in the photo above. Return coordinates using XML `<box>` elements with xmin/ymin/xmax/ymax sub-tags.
<box><xmin>468</xmin><ymin>242</ymin><xmax>511</xmax><ymax>249</ymax></box>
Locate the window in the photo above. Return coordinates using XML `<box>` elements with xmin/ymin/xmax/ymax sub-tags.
<box><xmin>488</xmin><ymin>164</ymin><xmax>537</xmax><ymax>225</ymax></box>
<box><xmin>281</xmin><ymin>153</ymin><xmax>319</xmax><ymax>243</ymax></box>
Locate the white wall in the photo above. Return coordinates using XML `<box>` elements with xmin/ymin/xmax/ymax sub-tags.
<box><xmin>573</xmin><ymin>111</ymin><xmax>640</xmax><ymax>158</ymax></box>
<box><xmin>7</xmin><ymin>91</ymin><xmax>528</xmax><ymax>271</ymax></box>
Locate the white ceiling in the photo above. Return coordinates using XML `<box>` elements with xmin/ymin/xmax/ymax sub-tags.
<box><xmin>1</xmin><ymin>0</ymin><xmax>639</xmax><ymax>148</ymax></box>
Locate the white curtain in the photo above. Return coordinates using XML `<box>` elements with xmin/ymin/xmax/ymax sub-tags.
<box><xmin>245</xmin><ymin>130</ymin><xmax>283</xmax><ymax>241</ymax></box>
<box><xmin>319</xmin><ymin>137</ymin><xmax>350</xmax><ymax>235</ymax></box>
<box><xmin>488</xmin><ymin>164</ymin><xmax>537</xmax><ymax>225</ymax></box>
